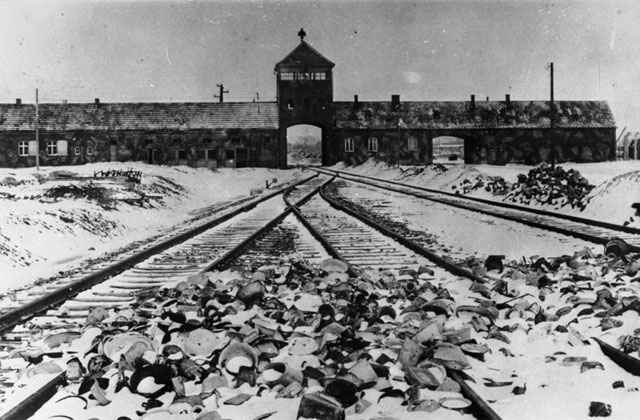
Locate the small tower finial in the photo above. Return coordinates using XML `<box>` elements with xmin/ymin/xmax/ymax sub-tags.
<box><xmin>298</xmin><ymin>28</ymin><xmax>306</xmax><ymax>42</ymax></box>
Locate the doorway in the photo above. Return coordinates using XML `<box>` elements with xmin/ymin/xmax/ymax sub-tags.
<box><xmin>432</xmin><ymin>136</ymin><xmax>465</xmax><ymax>165</ymax></box>
<box><xmin>286</xmin><ymin>124</ymin><xmax>322</xmax><ymax>167</ymax></box>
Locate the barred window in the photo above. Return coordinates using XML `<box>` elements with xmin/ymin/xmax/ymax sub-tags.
<box><xmin>74</xmin><ymin>146</ymin><xmax>81</xmax><ymax>156</ymax></box>
<box><xmin>344</xmin><ymin>137</ymin><xmax>354</xmax><ymax>152</ymax></box>
<box><xmin>87</xmin><ymin>146</ymin><xmax>94</xmax><ymax>155</ymax></box>
<box><xmin>368</xmin><ymin>137</ymin><xmax>378</xmax><ymax>152</ymax></box>
<box><xmin>18</xmin><ymin>141</ymin><xmax>28</xmax><ymax>156</ymax></box>
<box><xmin>47</xmin><ymin>141</ymin><xmax>58</xmax><ymax>156</ymax></box>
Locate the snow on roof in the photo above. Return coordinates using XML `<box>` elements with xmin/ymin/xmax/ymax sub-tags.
<box><xmin>0</xmin><ymin>102</ymin><xmax>279</xmax><ymax>131</ymax></box>
<box><xmin>334</xmin><ymin>100</ymin><xmax>616</xmax><ymax>130</ymax></box>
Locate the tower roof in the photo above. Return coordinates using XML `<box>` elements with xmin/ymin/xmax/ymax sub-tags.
<box><xmin>274</xmin><ymin>40</ymin><xmax>335</xmax><ymax>71</ymax></box>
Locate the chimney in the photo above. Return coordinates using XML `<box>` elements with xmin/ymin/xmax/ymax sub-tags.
<box><xmin>94</xmin><ymin>98</ymin><xmax>100</xmax><ymax>108</ymax></box>
<box><xmin>391</xmin><ymin>94</ymin><xmax>400</xmax><ymax>109</ymax></box>
<box><xmin>354</xmin><ymin>94</ymin><xmax>358</xmax><ymax>104</ymax></box>
<box><xmin>470</xmin><ymin>94</ymin><xmax>475</xmax><ymax>111</ymax></box>
<box><xmin>486</xmin><ymin>96</ymin><xmax>490</xmax><ymax>102</ymax></box>
<box><xmin>505</xmin><ymin>94</ymin><xmax>511</xmax><ymax>105</ymax></box>
<box><xmin>15</xmin><ymin>98</ymin><xmax>21</xmax><ymax>106</ymax></box>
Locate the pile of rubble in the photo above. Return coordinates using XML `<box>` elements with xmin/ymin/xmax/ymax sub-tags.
<box><xmin>4</xmin><ymin>242</ymin><xmax>640</xmax><ymax>419</ymax></box>
<box><xmin>503</xmin><ymin>165</ymin><xmax>595</xmax><ymax>210</ymax></box>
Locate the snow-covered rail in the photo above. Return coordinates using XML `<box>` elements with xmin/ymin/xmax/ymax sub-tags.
<box><xmin>314</xmin><ymin>167</ymin><xmax>640</xmax><ymax>251</ymax></box>
<box><xmin>1</xmin><ymin>173</ymin><xmax>506</xmax><ymax>420</ymax></box>
<box><xmin>0</xmin><ymin>175</ymin><xmax>331</xmax><ymax>418</ymax></box>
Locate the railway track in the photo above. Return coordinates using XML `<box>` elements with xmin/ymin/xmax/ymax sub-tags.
<box><xmin>313</xmin><ymin>167</ymin><xmax>640</xmax><ymax>251</ymax></box>
<box><xmin>11</xmin><ymin>167</ymin><xmax>634</xmax><ymax>420</ymax></box>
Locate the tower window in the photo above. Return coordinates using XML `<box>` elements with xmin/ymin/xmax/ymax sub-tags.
<box><xmin>368</xmin><ymin>137</ymin><xmax>378</xmax><ymax>152</ymax></box>
<box><xmin>345</xmin><ymin>137</ymin><xmax>354</xmax><ymax>152</ymax></box>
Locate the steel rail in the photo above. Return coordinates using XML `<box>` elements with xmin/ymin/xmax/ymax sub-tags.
<box><xmin>592</xmin><ymin>337</ymin><xmax>640</xmax><ymax>376</ymax></box>
<box><xmin>318</xmin><ymin>180</ymin><xmax>486</xmax><ymax>283</ymax></box>
<box><xmin>314</xmin><ymin>167</ymin><xmax>640</xmax><ymax>248</ymax></box>
<box><xmin>284</xmin><ymin>177</ymin><xmax>359</xmax><ymax>278</ymax></box>
<box><xmin>291</xmin><ymin>182</ymin><xmax>501</xmax><ymax>420</ymax></box>
<box><xmin>1</xmin><ymin>176</ymin><xmax>327</xmax><ymax>420</ymax></box>
<box><xmin>0</xmin><ymin>175</ymin><xmax>317</xmax><ymax>334</ymax></box>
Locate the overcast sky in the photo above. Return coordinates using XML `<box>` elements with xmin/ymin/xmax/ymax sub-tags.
<box><xmin>0</xmin><ymin>0</ymin><xmax>639</xmax><ymax>132</ymax></box>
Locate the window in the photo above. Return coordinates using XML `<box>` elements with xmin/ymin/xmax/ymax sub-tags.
<box><xmin>287</xmin><ymin>102</ymin><xmax>294</xmax><ymax>110</ymax></box>
<box><xmin>173</xmin><ymin>138</ymin><xmax>182</xmax><ymax>146</ymax></box>
<box><xmin>144</xmin><ymin>138</ymin><xmax>154</xmax><ymax>145</ymax></box>
<box><xmin>44</xmin><ymin>140</ymin><xmax>68</xmax><ymax>156</ymax></box>
<box><xmin>408</xmin><ymin>137</ymin><xmax>418</xmax><ymax>152</ymax></box>
<box><xmin>344</xmin><ymin>137</ymin><xmax>354</xmax><ymax>152</ymax></box>
<box><xmin>207</xmin><ymin>149</ymin><xmax>217</xmax><ymax>160</ymax></box>
<box><xmin>281</xmin><ymin>72</ymin><xmax>295</xmax><ymax>80</ymax></box>
<box><xmin>314</xmin><ymin>72</ymin><xmax>327</xmax><ymax>80</ymax></box>
<box><xmin>47</xmin><ymin>141</ymin><xmax>58</xmax><ymax>156</ymax></box>
<box><xmin>178</xmin><ymin>149</ymin><xmax>187</xmax><ymax>160</ymax></box>
<box><xmin>74</xmin><ymin>147</ymin><xmax>81</xmax><ymax>155</ymax></box>
<box><xmin>18</xmin><ymin>141</ymin><xmax>28</xmax><ymax>156</ymax></box>
<box><xmin>368</xmin><ymin>137</ymin><xmax>378</xmax><ymax>152</ymax></box>
<box><xmin>226</xmin><ymin>149</ymin><xmax>235</xmax><ymax>160</ymax></box>
<box><xmin>264</xmin><ymin>136</ymin><xmax>271</xmax><ymax>146</ymax></box>
<box><xmin>202</xmin><ymin>138</ymin><xmax>212</xmax><ymax>144</ymax></box>
<box><xmin>87</xmin><ymin>146</ymin><xmax>94</xmax><ymax>155</ymax></box>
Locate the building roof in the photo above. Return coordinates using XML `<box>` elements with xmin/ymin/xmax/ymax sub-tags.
<box><xmin>274</xmin><ymin>40</ymin><xmax>335</xmax><ymax>70</ymax></box>
<box><xmin>0</xmin><ymin>102</ymin><xmax>278</xmax><ymax>131</ymax></box>
<box><xmin>334</xmin><ymin>100</ymin><xmax>616</xmax><ymax>130</ymax></box>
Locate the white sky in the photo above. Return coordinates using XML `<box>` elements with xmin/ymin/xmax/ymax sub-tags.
<box><xmin>0</xmin><ymin>0</ymin><xmax>639</xmax><ymax>133</ymax></box>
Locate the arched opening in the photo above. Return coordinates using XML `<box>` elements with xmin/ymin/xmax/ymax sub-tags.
<box><xmin>286</xmin><ymin>124</ymin><xmax>322</xmax><ymax>166</ymax></box>
<box><xmin>432</xmin><ymin>136</ymin><xmax>465</xmax><ymax>165</ymax></box>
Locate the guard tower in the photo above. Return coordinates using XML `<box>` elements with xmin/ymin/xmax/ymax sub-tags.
<box><xmin>274</xmin><ymin>29</ymin><xmax>335</xmax><ymax>166</ymax></box>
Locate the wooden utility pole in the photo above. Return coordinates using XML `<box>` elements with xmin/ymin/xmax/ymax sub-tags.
<box><xmin>549</xmin><ymin>62</ymin><xmax>555</xmax><ymax>169</ymax></box>
<box><xmin>35</xmin><ymin>88</ymin><xmax>40</xmax><ymax>170</ymax></box>
<box><xmin>214</xmin><ymin>84</ymin><xmax>229</xmax><ymax>103</ymax></box>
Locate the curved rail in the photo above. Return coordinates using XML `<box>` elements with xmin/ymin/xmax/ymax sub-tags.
<box><xmin>4</xmin><ymin>173</ymin><xmax>503</xmax><ymax>420</ymax></box>
<box><xmin>314</xmin><ymin>167</ymin><xmax>640</xmax><ymax>249</ymax></box>
<box><xmin>0</xmin><ymin>175</ymin><xmax>318</xmax><ymax>334</ymax></box>
<box><xmin>316</xmin><ymin>167</ymin><xmax>640</xmax><ymax>236</ymax></box>
<box><xmin>0</xmin><ymin>175</ymin><xmax>324</xmax><ymax>420</ymax></box>
<box><xmin>292</xmin><ymin>181</ymin><xmax>501</xmax><ymax>420</ymax></box>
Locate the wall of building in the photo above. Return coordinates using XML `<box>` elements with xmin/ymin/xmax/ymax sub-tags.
<box><xmin>329</xmin><ymin>127</ymin><xmax>616</xmax><ymax>166</ymax></box>
<box><xmin>331</xmin><ymin>129</ymin><xmax>433</xmax><ymax>166</ymax></box>
<box><xmin>0</xmin><ymin>128</ymin><xmax>280</xmax><ymax>168</ymax></box>
<box><xmin>461</xmin><ymin>127</ymin><xmax>617</xmax><ymax>165</ymax></box>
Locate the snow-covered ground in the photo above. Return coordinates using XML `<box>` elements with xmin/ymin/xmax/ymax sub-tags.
<box><xmin>0</xmin><ymin>162</ymin><xmax>304</xmax><ymax>294</ymax></box>
<box><xmin>2</xmin><ymin>160</ymin><xmax>640</xmax><ymax>420</ymax></box>
<box><xmin>331</xmin><ymin>160</ymin><xmax>640</xmax><ymax>228</ymax></box>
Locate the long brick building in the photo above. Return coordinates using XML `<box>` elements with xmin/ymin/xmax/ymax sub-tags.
<box><xmin>0</xmin><ymin>30</ymin><xmax>616</xmax><ymax>168</ymax></box>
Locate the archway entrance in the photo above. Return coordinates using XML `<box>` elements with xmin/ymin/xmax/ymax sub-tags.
<box><xmin>286</xmin><ymin>125</ymin><xmax>322</xmax><ymax>167</ymax></box>
<box><xmin>432</xmin><ymin>136</ymin><xmax>465</xmax><ymax>165</ymax></box>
